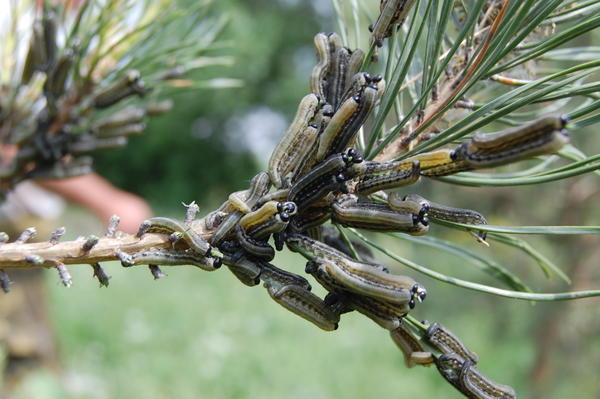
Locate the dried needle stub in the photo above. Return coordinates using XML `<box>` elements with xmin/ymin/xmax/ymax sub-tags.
<box><xmin>149</xmin><ymin>265</ymin><xmax>167</xmax><ymax>279</ymax></box>
<box><xmin>106</xmin><ymin>215</ymin><xmax>120</xmax><ymax>237</ymax></box>
<box><xmin>183</xmin><ymin>201</ymin><xmax>200</xmax><ymax>225</ymax></box>
<box><xmin>49</xmin><ymin>227</ymin><xmax>66</xmax><ymax>245</ymax></box>
<box><xmin>92</xmin><ymin>263</ymin><xmax>111</xmax><ymax>287</ymax></box>
<box><xmin>0</xmin><ymin>232</ymin><xmax>9</xmax><ymax>244</ymax></box>
<box><xmin>82</xmin><ymin>235</ymin><xmax>100</xmax><ymax>251</ymax></box>
<box><xmin>56</xmin><ymin>263</ymin><xmax>72</xmax><ymax>287</ymax></box>
<box><xmin>0</xmin><ymin>270</ymin><xmax>12</xmax><ymax>293</ymax></box>
<box><xmin>116</xmin><ymin>251</ymin><xmax>135</xmax><ymax>267</ymax></box>
<box><xmin>25</xmin><ymin>254</ymin><xmax>45</xmax><ymax>265</ymax></box>
<box><xmin>16</xmin><ymin>227</ymin><xmax>37</xmax><ymax>243</ymax></box>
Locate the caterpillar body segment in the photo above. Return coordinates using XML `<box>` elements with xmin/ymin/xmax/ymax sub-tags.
<box><xmin>239</xmin><ymin>201</ymin><xmax>281</xmax><ymax>231</ymax></box>
<box><xmin>370</xmin><ymin>0</ymin><xmax>418</xmax><ymax>48</ymax></box>
<box><xmin>289</xmin><ymin>204</ymin><xmax>332</xmax><ymax>233</ymax></box>
<box><xmin>235</xmin><ymin>225</ymin><xmax>275</xmax><ymax>261</ymax></box>
<box><xmin>222</xmin><ymin>254</ymin><xmax>262</xmax><ymax>287</ymax></box>
<box><xmin>412</xmin><ymin>149</ymin><xmax>473</xmax><ymax>177</ymax></box>
<box><xmin>469</xmin><ymin>115</ymin><xmax>566</xmax><ymax>151</ymax></box>
<box><xmin>288</xmin><ymin>150</ymin><xmax>361</xmax><ymax>211</ymax></box>
<box><xmin>246</xmin><ymin>213</ymin><xmax>290</xmax><ymax>240</ymax></box>
<box><xmin>460</xmin><ymin>129</ymin><xmax>569</xmax><ymax>169</ymax></box>
<box><xmin>210</xmin><ymin>210</ymin><xmax>243</xmax><ymax>246</ymax></box>
<box><xmin>425</xmin><ymin>322</ymin><xmax>479</xmax><ymax>365</ymax></box>
<box><xmin>349</xmin><ymin>294</ymin><xmax>410</xmax><ymax>330</ymax></box>
<box><xmin>310</xmin><ymin>33</ymin><xmax>332</xmax><ymax>100</ymax></box>
<box><xmin>266</xmin><ymin>283</ymin><xmax>340</xmax><ymax>331</ymax></box>
<box><xmin>354</xmin><ymin>160</ymin><xmax>421</xmax><ymax>195</ymax></box>
<box><xmin>331</xmin><ymin>195</ymin><xmax>429</xmax><ymax>235</ymax></box>
<box><xmin>306</xmin><ymin>262</ymin><xmax>410</xmax><ymax>330</ymax></box>
<box><xmin>268</xmin><ymin>94</ymin><xmax>321</xmax><ymax>188</ymax></box>
<box><xmin>387</xmin><ymin>193</ymin><xmax>430</xmax><ymax>219</ymax></box>
<box><xmin>435</xmin><ymin>354</ymin><xmax>516</xmax><ymax>399</ymax></box>
<box><xmin>344</xmin><ymin>50</ymin><xmax>367</xmax><ymax>93</ymax></box>
<box><xmin>144</xmin><ymin>217</ymin><xmax>216</xmax><ymax>257</ymax></box>
<box><xmin>130</xmin><ymin>248</ymin><xmax>220</xmax><ymax>271</ymax></box>
<box><xmin>258</xmin><ymin>260</ymin><xmax>312</xmax><ymax>292</ymax></box>
<box><xmin>291</xmin><ymin>103</ymin><xmax>334</xmax><ymax>183</ymax></box>
<box><xmin>228</xmin><ymin>190</ymin><xmax>252</xmax><ymax>214</ymax></box>
<box><xmin>317</xmin><ymin>85</ymin><xmax>379</xmax><ymax>162</ymax></box>
<box><xmin>426</xmin><ymin>200</ymin><xmax>488</xmax><ymax>242</ymax></box>
<box><xmin>426</xmin><ymin>202</ymin><xmax>487</xmax><ymax>226</ymax></box>
<box><xmin>328</xmin><ymin>46</ymin><xmax>352</xmax><ymax>110</ymax></box>
<box><xmin>211</xmin><ymin>172</ymin><xmax>271</xmax><ymax>246</ymax></box>
<box><xmin>286</xmin><ymin>233</ymin><xmax>425</xmax><ymax>308</ymax></box>
<box><xmin>390</xmin><ymin>324</ymin><xmax>435</xmax><ymax>368</ymax></box>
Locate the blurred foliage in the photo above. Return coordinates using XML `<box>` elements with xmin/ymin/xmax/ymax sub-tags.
<box><xmin>94</xmin><ymin>0</ymin><xmax>329</xmax><ymax>211</ymax></box>
<box><xmin>0</xmin><ymin>0</ymin><xmax>243</xmax><ymax>196</ymax></box>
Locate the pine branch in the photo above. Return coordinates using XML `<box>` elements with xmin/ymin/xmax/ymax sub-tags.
<box><xmin>0</xmin><ymin>230</ymin><xmax>178</xmax><ymax>269</ymax></box>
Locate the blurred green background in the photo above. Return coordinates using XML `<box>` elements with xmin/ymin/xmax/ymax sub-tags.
<box><xmin>9</xmin><ymin>0</ymin><xmax>600</xmax><ymax>398</ymax></box>
<box><xmin>93</xmin><ymin>0</ymin><xmax>331</xmax><ymax>214</ymax></box>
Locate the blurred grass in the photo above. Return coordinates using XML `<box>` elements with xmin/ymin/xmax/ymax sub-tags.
<box><xmin>31</xmin><ymin>207</ymin><xmax>595</xmax><ymax>398</ymax></box>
